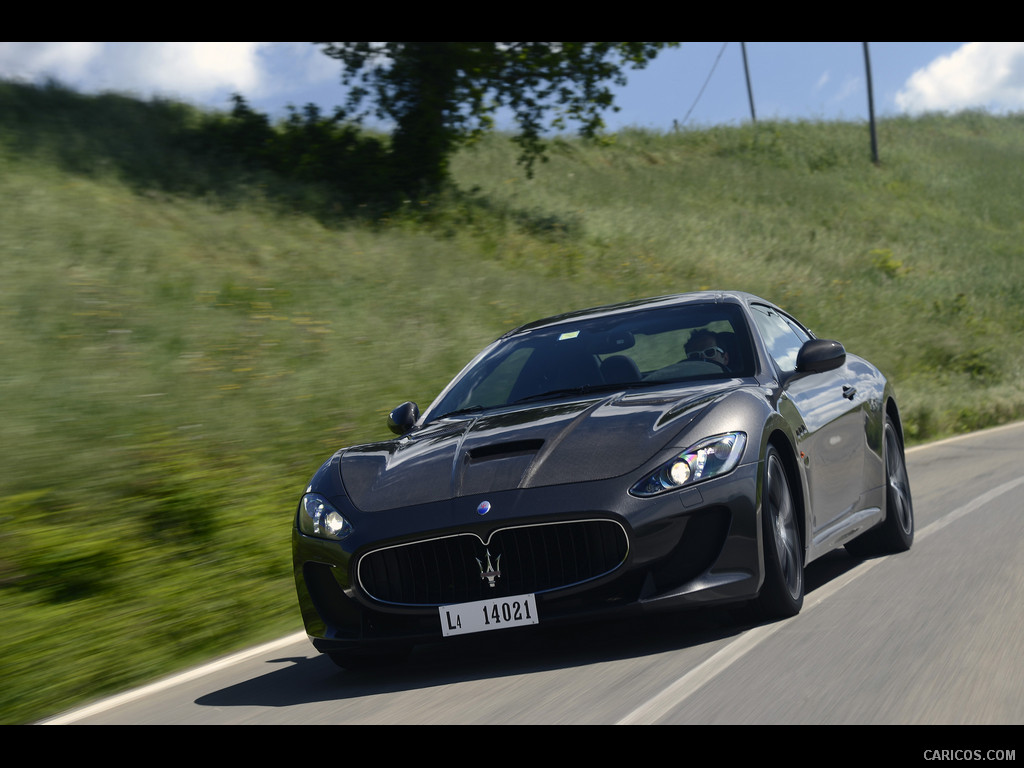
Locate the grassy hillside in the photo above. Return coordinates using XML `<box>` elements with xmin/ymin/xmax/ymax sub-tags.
<box><xmin>2</xmin><ymin>81</ymin><xmax>1022</xmax><ymax>723</ymax></box>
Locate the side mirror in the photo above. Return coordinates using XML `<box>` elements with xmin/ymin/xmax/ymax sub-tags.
<box><xmin>387</xmin><ymin>401</ymin><xmax>420</xmax><ymax>435</ymax></box>
<box><xmin>796</xmin><ymin>339</ymin><xmax>846</xmax><ymax>373</ymax></box>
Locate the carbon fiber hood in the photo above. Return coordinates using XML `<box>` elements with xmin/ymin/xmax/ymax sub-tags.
<box><xmin>340</xmin><ymin>384</ymin><xmax>738</xmax><ymax>512</ymax></box>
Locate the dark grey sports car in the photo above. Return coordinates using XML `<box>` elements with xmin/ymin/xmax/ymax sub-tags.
<box><xmin>292</xmin><ymin>291</ymin><xmax>913</xmax><ymax>668</ymax></box>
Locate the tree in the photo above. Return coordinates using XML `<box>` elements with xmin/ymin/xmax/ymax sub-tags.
<box><xmin>314</xmin><ymin>42</ymin><xmax>678</xmax><ymax>194</ymax></box>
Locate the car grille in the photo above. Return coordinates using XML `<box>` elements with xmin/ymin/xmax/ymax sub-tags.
<box><xmin>356</xmin><ymin>519</ymin><xmax>629</xmax><ymax>607</ymax></box>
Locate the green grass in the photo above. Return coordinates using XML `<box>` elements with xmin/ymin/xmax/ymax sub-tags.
<box><xmin>2</xmin><ymin>81</ymin><xmax>1023</xmax><ymax>722</ymax></box>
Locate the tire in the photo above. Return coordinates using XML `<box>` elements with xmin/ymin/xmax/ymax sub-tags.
<box><xmin>845</xmin><ymin>416</ymin><xmax>914</xmax><ymax>557</ymax></box>
<box><xmin>754</xmin><ymin>446</ymin><xmax>804</xmax><ymax>619</ymax></box>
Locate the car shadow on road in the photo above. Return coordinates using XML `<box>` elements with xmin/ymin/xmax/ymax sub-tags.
<box><xmin>195</xmin><ymin>548</ymin><xmax>866</xmax><ymax>711</ymax></box>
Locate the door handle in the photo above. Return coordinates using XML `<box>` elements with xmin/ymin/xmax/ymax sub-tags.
<box><xmin>842</xmin><ymin>386</ymin><xmax>857</xmax><ymax>400</ymax></box>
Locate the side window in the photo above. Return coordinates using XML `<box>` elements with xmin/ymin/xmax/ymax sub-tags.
<box><xmin>750</xmin><ymin>304</ymin><xmax>809</xmax><ymax>373</ymax></box>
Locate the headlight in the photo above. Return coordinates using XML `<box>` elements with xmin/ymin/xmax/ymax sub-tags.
<box><xmin>298</xmin><ymin>493</ymin><xmax>353</xmax><ymax>540</ymax></box>
<box><xmin>630</xmin><ymin>432</ymin><xmax>747</xmax><ymax>497</ymax></box>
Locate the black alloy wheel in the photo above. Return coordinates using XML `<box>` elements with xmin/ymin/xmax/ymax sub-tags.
<box><xmin>754</xmin><ymin>446</ymin><xmax>804</xmax><ymax>618</ymax></box>
<box><xmin>846</xmin><ymin>416</ymin><xmax>914</xmax><ymax>557</ymax></box>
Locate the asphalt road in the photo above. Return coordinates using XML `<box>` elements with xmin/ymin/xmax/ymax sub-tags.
<box><xmin>42</xmin><ymin>422</ymin><xmax>1024</xmax><ymax>725</ymax></box>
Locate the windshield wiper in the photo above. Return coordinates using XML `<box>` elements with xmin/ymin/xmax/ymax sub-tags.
<box><xmin>433</xmin><ymin>405</ymin><xmax>485</xmax><ymax>420</ymax></box>
<box><xmin>512</xmin><ymin>381</ymin><xmax>650</xmax><ymax>405</ymax></box>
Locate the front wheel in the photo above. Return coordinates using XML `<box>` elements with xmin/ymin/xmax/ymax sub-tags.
<box><xmin>754</xmin><ymin>447</ymin><xmax>804</xmax><ymax>619</ymax></box>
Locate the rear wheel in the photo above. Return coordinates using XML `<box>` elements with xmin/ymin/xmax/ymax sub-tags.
<box><xmin>754</xmin><ymin>447</ymin><xmax>804</xmax><ymax>618</ymax></box>
<box><xmin>845</xmin><ymin>416</ymin><xmax>914</xmax><ymax>557</ymax></box>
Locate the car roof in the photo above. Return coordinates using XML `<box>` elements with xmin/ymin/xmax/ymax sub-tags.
<box><xmin>502</xmin><ymin>291</ymin><xmax>765</xmax><ymax>338</ymax></box>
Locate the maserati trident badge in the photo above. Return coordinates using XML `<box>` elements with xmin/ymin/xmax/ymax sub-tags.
<box><xmin>476</xmin><ymin>549</ymin><xmax>501</xmax><ymax>587</ymax></box>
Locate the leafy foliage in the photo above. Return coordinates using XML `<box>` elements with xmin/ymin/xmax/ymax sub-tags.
<box><xmin>195</xmin><ymin>94</ymin><xmax>394</xmax><ymax>208</ymax></box>
<box><xmin>314</xmin><ymin>42</ymin><xmax>678</xmax><ymax>191</ymax></box>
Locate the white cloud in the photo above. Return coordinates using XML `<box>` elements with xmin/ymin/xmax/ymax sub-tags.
<box><xmin>0</xmin><ymin>42</ymin><xmax>103</xmax><ymax>80</ymax></box>
<box><xmin>95</xmin><ymin>43</ymin><xmax>268</xmax><ymax>97</ymax></box>
<box><xmin>896</xmin><ymin>42</ymin><xmax>1024</xmax><ymax>113</ymax></box>
<box><xmin>0</xmin><ymin>42</ymin><xmax>336</xmax><ymax>104</ymax></box>
<box><xmin>832</xmin><ymin>76</ymin><xmax>861</xmax><ymax>105</ymax></box>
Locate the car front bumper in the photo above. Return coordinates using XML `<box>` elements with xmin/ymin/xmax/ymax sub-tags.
<box><xmin>292</xmin><ymin>460</ymin><xmax>764</xmax><ymax>652</ymax></box>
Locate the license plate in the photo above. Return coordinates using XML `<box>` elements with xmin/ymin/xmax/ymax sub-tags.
<box><xmin>439</xmin><ymin>593</ymin><xmax>538</xmax><ymax>637</ymax></box>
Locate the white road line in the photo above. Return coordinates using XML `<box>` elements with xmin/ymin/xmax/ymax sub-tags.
<box><xmin>915</xmin><ymin>475</ymin><xmax>1024</xmax><ymax>543</ymax></box>
<box><xmin>616</xmin><ymin>472</ymin><xmax>1024</xmax><ymax>725</ymax></box>
<box><xmin>905</xmin><ymin>420</ymin><xmax>1024</xmax><ymax>454</ymax></box>
<box><xmin>38</xmin><ymin>631</ymin><xmax>308</xmax><ymax>725</ymax></box>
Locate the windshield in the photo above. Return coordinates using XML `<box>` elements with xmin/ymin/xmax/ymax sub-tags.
<box><xmin>425</xmin><ymin>302</ymin><xmax>755</xmax><ymax>422</ymax></box>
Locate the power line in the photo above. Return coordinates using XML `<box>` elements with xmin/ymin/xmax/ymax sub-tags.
<box><xmin>679</xmin><ymin>41</ymin><xmax>729</xmax><ymax>127</ymax></box>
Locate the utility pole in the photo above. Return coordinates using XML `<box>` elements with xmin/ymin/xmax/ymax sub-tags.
<box><xmin>863</xmin><ymin>42</ymin><xmax>879</xmax><ymax>164</ymax></box>
<box><xmin>741</xmin><ymin>42</ymin><xmax>756</xmax><ymax>123</ymax></box>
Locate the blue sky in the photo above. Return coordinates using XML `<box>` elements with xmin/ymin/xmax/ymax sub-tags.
<box><xmin>2</xmin><ymin>43</ymin><xmax>1022</xmax><ymax>131</ymax></box>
